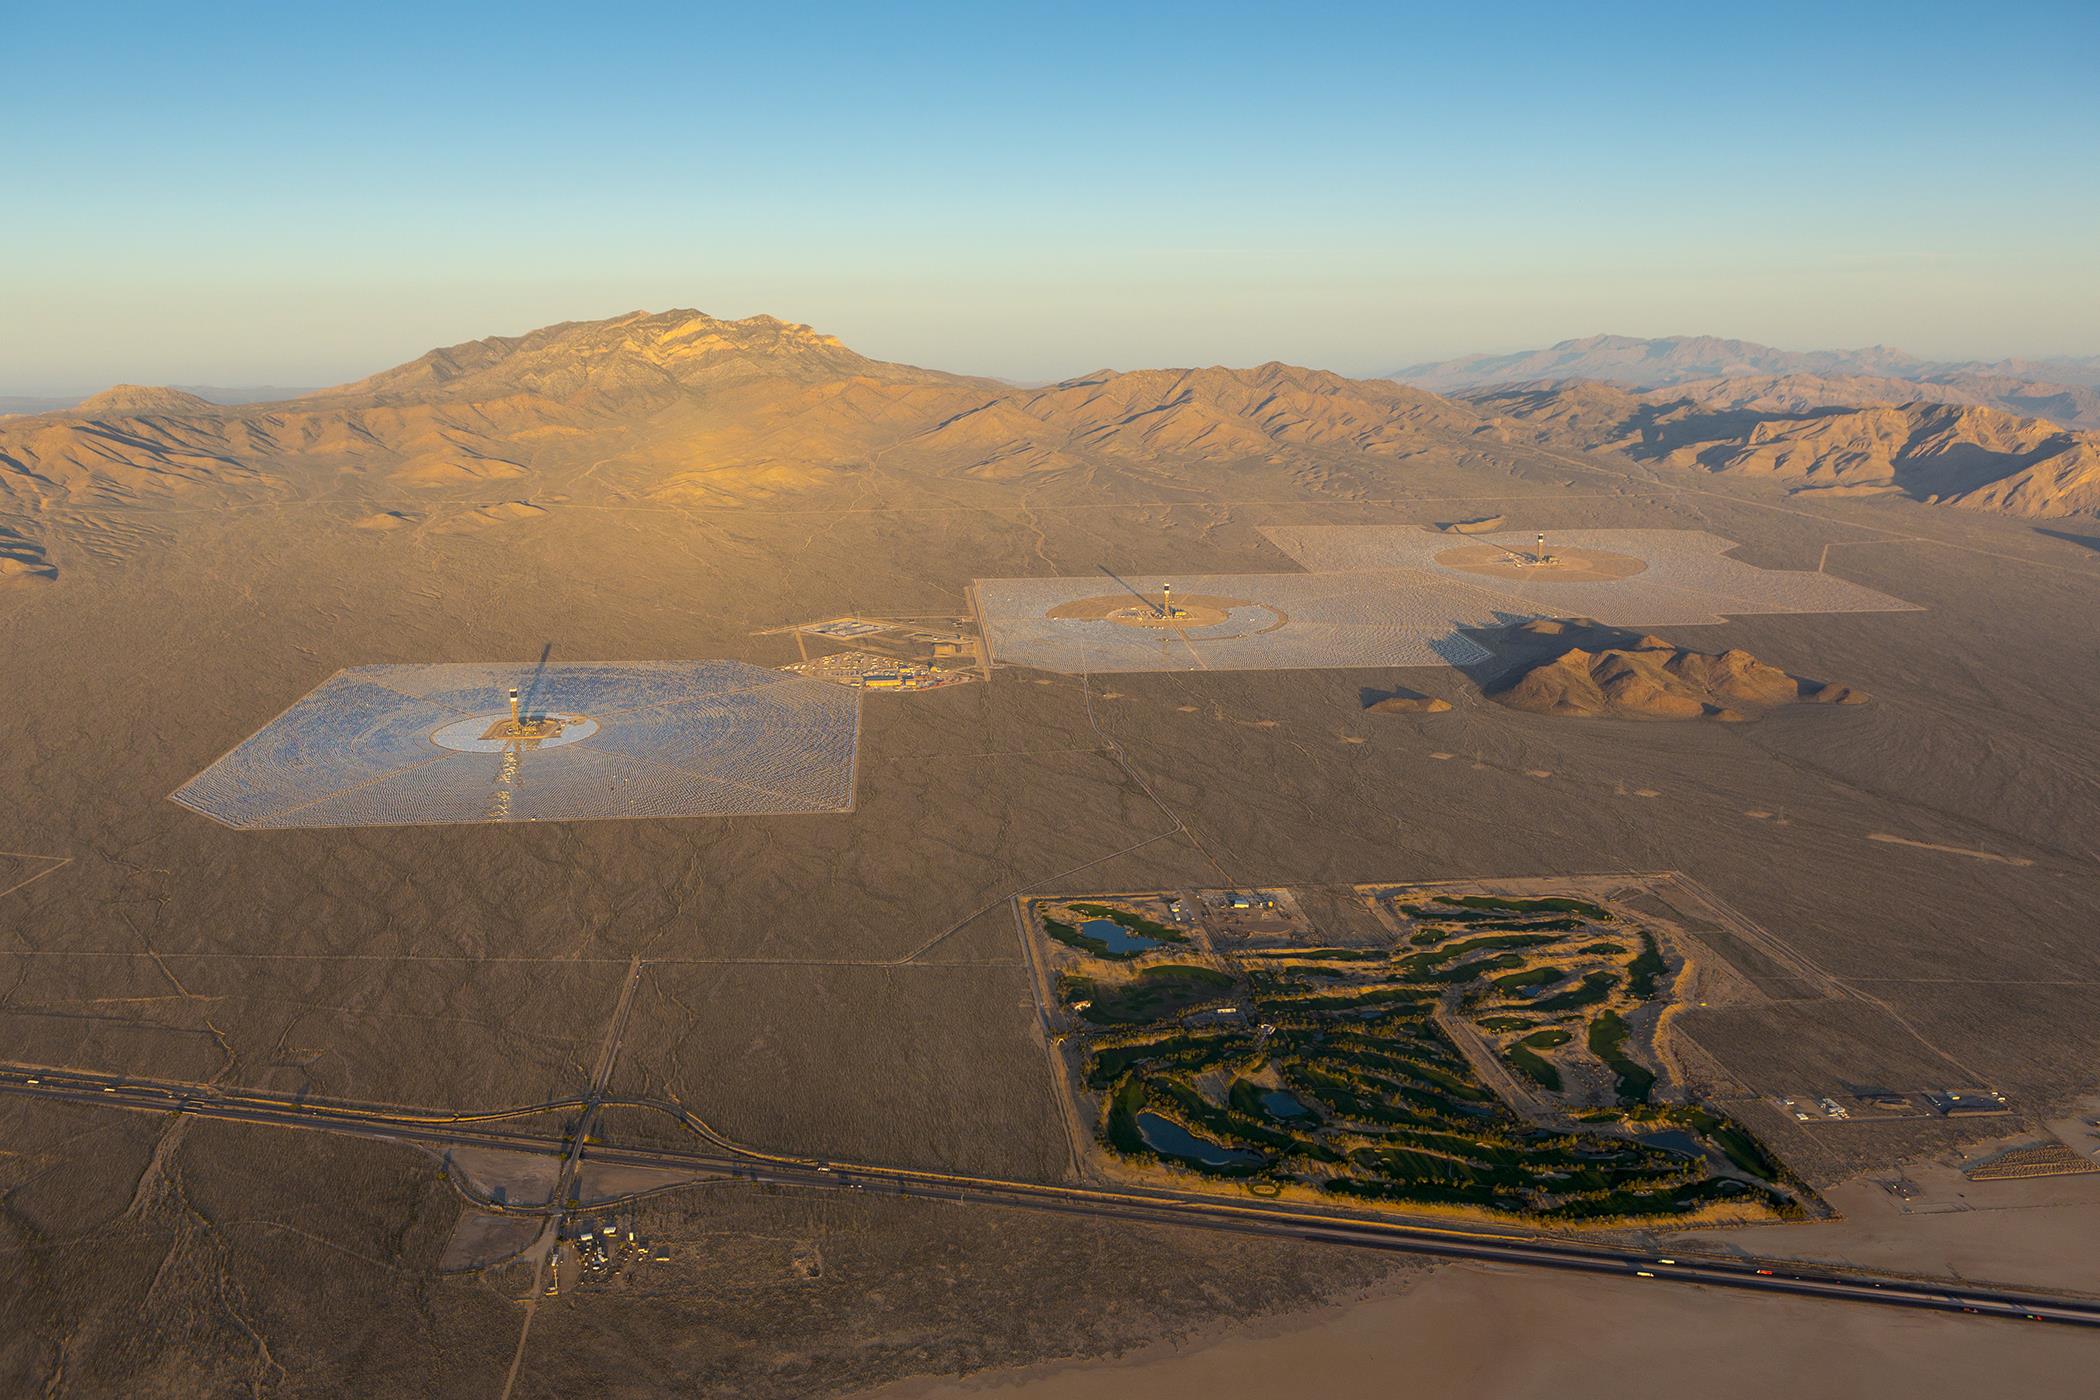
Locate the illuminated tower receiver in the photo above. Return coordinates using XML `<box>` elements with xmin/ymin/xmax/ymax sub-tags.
<box><xmin>1161</xmin><ymin>582</ymin><xmax>1172</xmax><ymax>618</ymax></box>
<box><xmin>1536</xmin><ymin>531</ymin><xmax>1546</xmax><ymax>564</ymax></box>
<box><xmin>509</xmin><ymin>686</ymin><xmax>522</xmax><ymax>727</ymax></box>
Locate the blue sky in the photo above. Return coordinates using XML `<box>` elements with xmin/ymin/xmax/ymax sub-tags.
<box><xmin>5</xmin><ymin>1</ymin><xmax>2096</xmax><ymax>389</ymax></box>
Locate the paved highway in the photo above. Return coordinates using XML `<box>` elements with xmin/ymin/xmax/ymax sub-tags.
<box><xmin>5</xmin><ymin>1062</ymin><xmax>2098</xmax><ymax>1329</ymax></box>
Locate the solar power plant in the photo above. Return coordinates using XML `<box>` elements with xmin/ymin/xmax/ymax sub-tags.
<box><xmin>975</xmin><ymin>530</ymin><xmax>1915</xmax><ymax>675</ymax></box>
<box><xmin>973</xmin><ymin>573</ymin><xmax>1500</xmax><ymax>673</ymax></box>
<box><xmin>171</xmin><ymin>661</ymin><xmax>861</xmax><ymax>829</ymax></box>
<box><xmin>1257</xmin><ymin>527</ymin><xmax>1920</xmax><ymax>625</ymax></box>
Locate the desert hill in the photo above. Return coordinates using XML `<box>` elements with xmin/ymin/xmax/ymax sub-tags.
<box><xmin>0</xmin><ymin>405</ymin><xmax>280</xmax><ymax>507</ymax></box>
<box><xmin>0</xmin><ymin>311</ymin><xmax>1002</xmax><ymax>517</ymax></box>
<box><xmin>6</xmin><ymin>311</ymin><xmax>2098</xmax><ymax>575</ymax></box>
<box><xmin>1391</xmin><ymin>334</ymin><xmax>1934</xmax><ymax>393</ymax></box>
<box><xmin>1474</xmin><ymin>384</ymin><xmax>2100</xmax><ymax>518</ymax></box>
<box><xmin>1643</xmin><ymin>403</ymin><xmax>2100</xmax><ymax>516</ymax></box>
<box><xmin>1</xmin><ymin>385</ymin><xmax>323</xmax><ymax>418</ymax></box>
<box><xmin>72</xmin><ymin>385</ymin><xmax>220</xmax><ymax>417</ymax></box>
<box><xmin>1485</xmin><ymin>620</ymin><xmax>1865</xmax><ymax>722</ymax></box>
<box><xmin>916</xmin><ymin>362</ymin><xmax>1474</xmax><ymax>478</ymax></box>
<box><xmin>0</xmin><ymin>314</ymin><xmax>1485</xmax><ymax>524</ymax></box>
<box><xmin>1458</xmin><ymin>380</ymin><xmax>1649</xmax><ymax>438</ymax></box>
<box><xmin>1398</xmin><ymin>335</ymin><xmax>2100</xmax><ymax>429</ymax></box>
<box><xmin>1396</xmin><ymin>333</ymin><xmax>2100</xmax><ymax>395</ymax></box>
<box><xmin>1643</xmin><ymin>372</ymin><xmax>2100</xmax><ymax>429</ymax></box>
<box><xmin>1362</xmin><ymin>684</ymin><xmax>1453</xmax><ymax>714</ymax></box>
<box><xmin>319</xmin><ymin>309</ymin><xmax>977</xmax><ymax>405</ymax></box>
<box><xmin>0</xmin><ymin>383</ymin><xmax>263</xmax><ymax>509</ymax></box>
<box><xmin>0</xmin><ymin>522</ymin><xmax>55</xmax><ymax>584</ymax></box>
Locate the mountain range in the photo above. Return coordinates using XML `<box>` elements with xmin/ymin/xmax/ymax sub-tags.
<box><xmin>0</xmin><ymin>384</ymin><xmax>322</xmax><ymax>416</ymax></box>
<box><xmin>2</xmin><ymin>313</ymin><xmax>2095</xmax><ymax>587</ymax></box>
<box><xmin>1391</xmin><ymin>333</ymin><xmax>2100</xmax><ymax>433</ymax></box>
<box><xmin>0</xmin><ymin>311</ymin><xmax>1481</xmax><ymax>518</ymax></box>
<box><xmin>1468</xmin><ymin>382</ymin><xmax>2100</xmax><ymax>516</ymax></box>
<box><xmin>1391</xmin><ymin>333</ymin><xmax>2100</xmax><ymax>394</ymax></box>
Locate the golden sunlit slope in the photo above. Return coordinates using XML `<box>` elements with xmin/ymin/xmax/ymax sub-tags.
<box><xmin>72</xmin><ymin>385</ymin><xmax>219</xmax><ymax>416</ymax></box>
<box><xmin>0</xmin><ymin>311</ymin><xmax>1001</xmax><ymax>517</ymax></box>
<box><xmin>1459</xmin><ymin>380</ymin><xmax>1649</xmax><ymax>439</ymax></box>
<box><xmin>1474</xmin><ymin>383</ymin><xmax>2100</xmax><ymax>518</ymax></box>
<box><xmin>1649</xmin><ymin>403</ymin><xmax>2100</xmax><ymax>516</ymax></box>
<box><xmin>319</xmin><ymin>309</ymin><xmax>983</xmax><ymax>405</ymax></box>
<box><xmin>1</xmin><ymin>320</ymin><xmax>1483</xmax><ymax>525</ymax></box>
<box><xmin>0</xmin><ymin>403</ymin><xmax>283</xmax><ymax>507</ymax></box>
<box><xmin>6</xmin><ymin>310</ymin><xmax>2095</xmax><ymax>561</ymax></box>
<box><xmin>1624</xmin><ymin>371</ymin><xmax>2100</xmax><ymax>429</ymax></box>
<box><xmin>1405</xmin><ymin>335</ymin><xmax>2100</xmax><ymax>432</ymax></box>
<box><xmin>1396</xmin><ymin>334</ymin><xmax>2100</xmax><ymax>423</ymax></box>
<box><xmin>913</xmin><ymin>363</ymin><xmax>1475</xmax><ymax>477</ymax></box>
<box><xmin>313</xmin><ymin>309</ymin><xmax>1008</xmax><ymax>503</ymax></box>
<box><xmin>1486</xmin><ymin>621</ymin><xmax>1866</xmax><ymax>722</ymax></box>
<box><xmin>0</xmin><ymin>522</ymin><xmax>55</xmax><ymax>584</ymax></box>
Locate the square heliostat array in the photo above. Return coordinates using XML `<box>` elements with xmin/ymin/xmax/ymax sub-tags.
<box><xmin>172</xmin><ymin>661</ymin><xmax>860</xmax><ymax>829</ymax></box>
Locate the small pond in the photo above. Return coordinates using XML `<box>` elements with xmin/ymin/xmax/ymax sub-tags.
<box><xmin>1134</xmin><ymin>1112</ymin><xmax>1264</xmax><ymax>1169</ymax></box>
<box><xmin>1079</xmin><ymin>917</ymin><xmax>1162</xmax><ymax>956</ymax></box>
<box><xmin>1639</xmin><ymin>1128</ymin><xmax>1706</xmax><ymax>1159</ymax></box>
<box><xmin>1259</xmin><ymin>1088</ymin><xmax>1315</xmax><ymax>1121</ymax></box>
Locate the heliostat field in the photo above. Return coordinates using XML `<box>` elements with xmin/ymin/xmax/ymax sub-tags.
<box><xmin>1257</xmin><ymin>526</ymin><xmax>1916</xmax><ymax>625</ymax></box>
<box><xmin>975</xmin><ymin>528</ymin><xmax>1917</xmax><ymax>675</ymax></box>
<box><xmin>975</xmin><ymin>573</ymin><xmax>1498</xmax><ymax>673</ymax></box>
<box><xmin>172</xmin><ymin>661</ymin><xmax>861</xmax><ymax>829</ymax></box>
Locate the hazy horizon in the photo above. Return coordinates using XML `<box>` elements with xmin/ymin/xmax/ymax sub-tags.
<box><xmin>7</xmin><ymin>314</ymin><xmax>2100</xmax><ymax>402</ymax></box>
<box><xmin>8</xmin><ymin>8</ymin><xmax>2100</xmax><ymax>1394</ymax></box>
<box><xmin>7</xmin><ymin>0</ymin><xmax>2097</xmax><ymax>389</ymax></box>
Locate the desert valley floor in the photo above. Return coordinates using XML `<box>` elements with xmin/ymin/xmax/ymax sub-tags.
<box><xmin>3</xmin><ymin>319</ymin><xmax>2099</xmax><ymax>1396</ymax></box>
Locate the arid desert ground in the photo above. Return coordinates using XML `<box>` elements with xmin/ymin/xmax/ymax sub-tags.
<box><xmin>3</xmin><ymin>313</ymin><xmax>2098</xmax><ymax>1395</ymax></box>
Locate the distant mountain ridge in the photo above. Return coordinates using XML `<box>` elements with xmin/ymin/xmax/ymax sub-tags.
<box><xmin>74</xmin><ymin>385</ymin><xmax>219</xmax><ymax>416</ymax></box>
<box><xmin>0</xmin><ymin>384</ymin><xmax>322</xmax><ymax>417</ymax></box>
<box><xmin>317</xmin><ymin>309</ymin><xmax>976</xmax><ymax>405</ymax></box>
<box><xmin>0</xmin><ymin>311</ymin><xmax>1479</xmax><ymax>524</ymax></box>
<box><xmin>916</xmin><ymin>362</ymin><xmax>1468</xmax><ymax>480</ymax></box>
<box><xmin>1471</xmin><ymin>383</ymin><xmax>2100</xmax><ymax>519</ymax></box>
<box><xmin>1391</xmin><ymin>334</ymin><xmax>2100</xmax><ymax>393</ymax></box>
<box><xmin>4</xmin><ymin>311</ymin><xmax>2097</xmax><ymax>588</ymax></box>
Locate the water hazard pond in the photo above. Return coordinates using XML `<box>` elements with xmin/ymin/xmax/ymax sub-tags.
<box><xmin>1134</xmin><ymin>1112</ymin><xmax>1263</xmax><ymax>1169</ymax></box>
<box><xmin>1078</xmin><ymin>917</ymin><xmax>1162</xmax><ymax>956</ymax></box>
<box><xmin>1259</xmin><ymin>1088</ymin><xmax>1315</xmax><ymax>1120</ymax></box>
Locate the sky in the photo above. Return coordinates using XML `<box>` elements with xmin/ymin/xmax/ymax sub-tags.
<box><xmin>5</xmin><ymin>0</ymin><xmax>2098</xmax><ymax>391</ymax></box>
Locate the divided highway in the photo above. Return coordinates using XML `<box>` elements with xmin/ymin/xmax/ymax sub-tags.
<box><xmin>5</xmin><ymin>1062</ymin><xmax>2098</xmax><ymax>1330</ymax></box>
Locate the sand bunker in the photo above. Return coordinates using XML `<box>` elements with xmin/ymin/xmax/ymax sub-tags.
<box><xmin>172</xmin><ymin>661</ymin><xmax>860</xmax><ymax>829</ymax></box>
